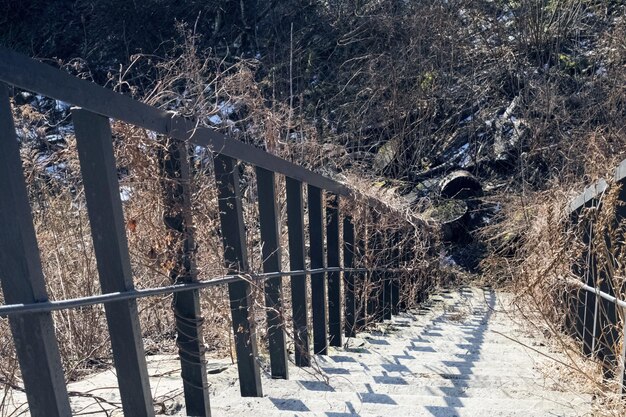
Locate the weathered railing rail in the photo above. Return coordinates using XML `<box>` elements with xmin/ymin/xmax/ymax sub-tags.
<box><xmin>566</xmin><ymin>159</ymin><xmax>626</xmax><ymax>391</ymax></box>
<box><xmin>0</xmin><ymin>47</ymin><xmax>426</xmax><ymax>417</ymax></box>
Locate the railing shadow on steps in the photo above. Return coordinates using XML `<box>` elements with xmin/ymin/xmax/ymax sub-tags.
<box><xmin>0</xmin><ymin>47</ymin><xmax>431</xmax><ymax>417</ymax></box>
<box><xmin>298</xmin><ymin>287</ymin><xmax>497</xmax><ymax>417</ymax></box>
<box><xmin>565</xmin><ymin>158</ymin><xmax>626</xmax><ymax>393</ymax></box>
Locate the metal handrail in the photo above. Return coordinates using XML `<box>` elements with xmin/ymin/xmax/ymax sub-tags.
<box><xmin>567</xmin><ymin>278</ymin><xmax>626</xmax><ymax>310</ymax></box>
<box><xmin>0</xmin><ymin>47</ymin><xmax>415</xmax><ymax>223</ymax></box>
<box><xmin>0</xmin><ymin>266</ymin><xmax>419</xmax><ymax>316</ymax></box>
<box><xmin>0</xmin><ymin>47</ymin><xmax>426</xmax><ymax>416</ymax></box>
<box><xmin>567</xmin><ymin>277</ymin><xmax>626</xmax><ymax>388</ymax></box>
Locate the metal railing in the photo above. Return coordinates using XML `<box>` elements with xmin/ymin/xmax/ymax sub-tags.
<box><xmin>0</xmin><ymin>48</ymin><xmax>425</xmax><ymax>417</ymax></box>
<box><xmin>566</xmin><ymin>158</ymin><xmax>626</xmax><ymax>391</ymax></box>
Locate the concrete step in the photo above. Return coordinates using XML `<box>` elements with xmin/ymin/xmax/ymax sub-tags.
<box><xmin>208</xmin><ymin>407</ymin><xmax>583</xmax><ymax>417</ymax></box>
<box><xmin>353</xmin><ymin>337</ymin><xmax>554</xmax><ymax>355</ymax></box>
<box><xmin>213</xmin><ymin>364</ymin><xmax>576</xmax><ymax>397</ymax></box>
<box><xmin>257</xmin><ymin>376</ymin><xmax>589</xmax><ymax>402</ymax></box>
<box><xmin>345</xmin><ymin>344</ymin><xmax>550</xmax><ymax>364</ymax></box>
<box><xmin>320</xmin><ymin>345</ymin><xmax>550</xmax><ymax>364</ymax></box>
<box><xmin>210</xmin><ymin>391</ymin><xmax>585</xmax><ymax>416</ymax></box>
<box><xmin>305</xmin><ymin>359</ymin><xmax>545</xmax><ymax>379</ymax></box>
<box><xmin>13</xmin><ymin>287</ymin><xmax>589</xmax><ymax>417</ymax></box>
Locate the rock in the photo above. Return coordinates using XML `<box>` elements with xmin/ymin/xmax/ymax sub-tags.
<box><xmin>373</xmin><ymin>137</ymin><xmax>401</xmax><ymax>171</ymax></box>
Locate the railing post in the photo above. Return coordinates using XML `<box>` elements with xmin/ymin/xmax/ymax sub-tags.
<box><xmin>567</xmin><ymin>208</ymin><xmax>585</xmax><ymax>341</ymax></box>
<box><xmin>617</xmin><ymin>308</ymin><xmax>626</xmax><ymax>395</ymax></box>
<box><xmin>366</xmin><ymin>218</ymin><xmax>377</xmax><ymax>324</ymax></box>
<box><xmin>72</xmin><ymin>108</ymin><xmax>155</xmax><ymax>417</ymax></box>
<box><xmin>563</xmin><ymin>210</ymin><xmax>585</xmax><ymax>340</ymax></box>
<box><xmin>371</xmin><ymin>220</ymin><xmax>385</xmax><ymax>323</ymax></box>
<box><xmin>355</xmin><ymin>227</ymin><xmax>367</xmax><ymax>330</ymax></box>
<box><xmin>156</xmin><ymin>137</ymin><xmax>211</xmax><ymax>416</ymax></box>
<box><xmin>581</xmin><ymin>212</ymin><xmax>598</xmax><ymax>357</ymax></box>
<box><xmin>0</xmin><ymin>83</ymin><xmax>71</xmax><ymax>417</ymax></box>
<box><xmin>286</xmin><ymin>177</ymin><xmax>311</xmax><ymax>367</ymax></box>
<box><xmin>256</xmin><ymin>167</ymin><xmax>288</xmax><ymax>379</ymax></box>
<box><xmin>383</xmin><ymin>230</ymin><xmax>393</xmax><ymax>321</ymax></box>
<box><xmin>396</xmin><ymin>229</ymin><xmax>404</xmax><ymax>311</ymax></box>
<box><xmin>615</xmin><ymin>169</ymin><xmax>626</xmax><ymax>387</ymax></box>
<box><xmin>391</xmin><ymin>231</ymin><xmax>401</xmax><ymax>316</ymax></box>
<box><xmin>326</xmin><ymin>194</ymin><xmax>342</xmax><ymax>347</ymax></box>
<box><xmin>214</xmin><ymin>154</ymin><xmax>263</xmax><ymax>397</ymax></box>
<box><xmin>596</xmin><ymin>248</ymin><xmax>619</xmax><ymax>378</ymax></box>
<box><xmin>575</xmin><ymin>287</ymin><xmax>586</xmax><ymax>341</ymax></box>
<box><xmin>344</xmin><ymin>215</ymin><xmax>356</xmax><ymax>338</ymax></box>
<box><xmin>405</xmin><ymin>229</ymin><xmax>422</xmax><ymax>303</ymax></box>
<box><xmin>308</xmin><ymin>185</ymin><xmax>329</xmax><ymax>354</ymax></box>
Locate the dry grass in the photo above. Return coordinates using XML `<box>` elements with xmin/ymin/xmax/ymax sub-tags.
<box><xmin>480</xmin><ymin>174</ymin><xmax>626</xmax><ymax>415</ymax></box>
<box><xmin>0</xmin><ymin>32</ymin><xmax>443</xmax><ymax>416</ymax></box>
<box><xmin>1</xmin><ymin>2</ymin><xmax>625</xmax><ymax>414</ymax></box>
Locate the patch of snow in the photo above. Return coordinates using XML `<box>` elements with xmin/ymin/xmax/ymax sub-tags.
<box><xmin>46</xmin><ymin>134</ymin><xmax>65</xmax><ymax>143</ymax></box>
<box><xmin>119</xmin><ymin>186</ymin><xmax>133</xmax><ymax>202</ymax></box>
<box><xmin>19</xmin><ymin>92</ymin><xmax>33</xmax><ymax>103</ymax></box>
<box><xmin>208</xmin><ymin>114</ymin><xmax>223</xmax><ymax>125</ymax></box>
<box><xmin>218</xmin><ymin>101</ymin><xmax>236</xmax><ymax>116</ymax></box>
<box><xmin>45</xmin><ymin>163</ymin><xmax>67</xmax><ymax>179</ymax></box>
<box><xmin>34</xmin><ymin>95</ymin><xmax>46</xmax><ymax>107</ymax></box>
<box><xmin>16</xmin><ymin>128</ymin><xmax>38</xmax><ymax>141</ymax></box>
<box><xmin>451</xmin><ymin>143</ymin><xmax>472</xmax><ymax>168</ymax></box>
<box><xmin>55</xmin><ymin>100</ymin><xmax>71</xmax><ymax>112</ymax></box>
<box><xmin>58</xmin><ymin>125</ymin><xmax>74</xmax><ymax>135</ymax></box>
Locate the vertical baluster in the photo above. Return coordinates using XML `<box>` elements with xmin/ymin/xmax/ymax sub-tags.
<box><xmin>326</xmin><ymin>194</ymin><xmax>342</xmax><ymax>347</ymax></box>
<box><xmin>391</xmin><ymin>231</ymin><xmax>400</xmax><ymax>316</ymax></box>
<box><xmin>398</xmin><ymin>229</ymin><xmax>410</xmax><ymax>311</ymax></box>
<box><xmin>286</xmin><ymin>177</ymin><xmax>310</xmax><ymax>367</ymax></box>
<box><xmin>72</xmin><ymin>109</ymin><xmax>155</xmax><ymax>416</ymax></box>
<box><xmin>596</xmin><ymin>243</ymin><xmax>619</xmax><ymax>378</ymax></box>
<box><xmin>344</xmin><ymin>216</ymin><xmax>356</xmax><ymax>338</ymax></box>
<box><xmin>405</xmin><ymin>228</ymin><xmax>422</xmax><ymax>303</ymax></box>
<box><xmin>614</xmin><ymin>169</ymin><xmax>626</xmax><ymax>386</ymax></box>
<box><xmin>214</xmin><ymin>154</ymin><xmax>263</xmax><ymax>397</ymax></box>
<box><xmin>256</xmin><ymin>167</ymin><xmax>288</xmax><ymax>379</ymax></box>
<box><xmin>356</xmin><ymin>225</ymin><xmax>367</xmax><ymax>330</ymax></box>
<box><xmin>366</xmin><ymin>219</ymin><xmax>377</xmax><ymax>324</ymax></box>
<box><xmin>308</xmin><ymin>185</ymin><xmax>328</xmax><ymax>355</ymax></box>
<box><xmin>157</xmin><ymin>138</ymin><xmax>211</xmax><ymax>416</ymax></box>
<box><xmin>582</xmin><ymin>211</ymin><xmax>597</xmax><ymax>357</ymax></box>
<box><xmin>383</xmin><ymin>230</ymin><xmax>392</xmax><ymax>321</ymax></box>
<box><xmin>568</xmin><ymin>208</ymin><xmax>585</xmax><ymax>341</ymax></box>
<box><xmin>617</xmin><ymin>316</ymin><xmax>626</xmax><ymax>396</ymax></box>
<box><xmin>0</xmin><ymin>83</ymin><xmax>71</xmax><ymax>417</ymax></box>
<box><xmin>373</xmin><ymin>224</ymin><xmax>385</xmax><ymax>323</ymax></box>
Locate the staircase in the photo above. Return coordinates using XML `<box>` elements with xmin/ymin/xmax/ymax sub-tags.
<box><xmin>3</xmin><ymin>287</ymin><xmax>593</xmax><ymax>416</ymax></box>
<box><xmin>209</xmin><ymin>287</ymin><xmax>591</xmax><ymax>417</ymax></box>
